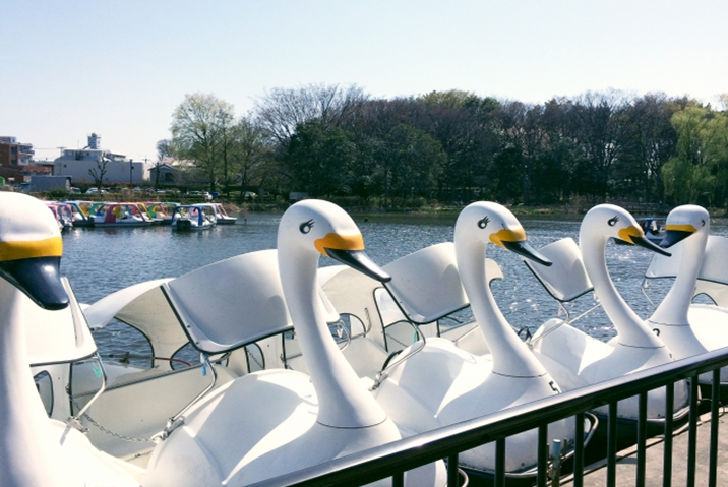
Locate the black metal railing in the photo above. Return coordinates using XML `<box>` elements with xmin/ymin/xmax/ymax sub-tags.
<box><xmin>244</xmin><ymin>346</ymin><xmax>728</xmax><ymax>487</ymax></box>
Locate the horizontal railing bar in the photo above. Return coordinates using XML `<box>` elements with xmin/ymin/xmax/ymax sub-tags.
<box><xmin>246</xmin><ymin>346</ymin><xmax>728</xmax><ymax>487</ymax></box>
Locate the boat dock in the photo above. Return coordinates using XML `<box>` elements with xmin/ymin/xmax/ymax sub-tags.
<box><xmin>562</xmin><ymin>409</ymin><xmax>728</xmax><ymax>486</ymax></box>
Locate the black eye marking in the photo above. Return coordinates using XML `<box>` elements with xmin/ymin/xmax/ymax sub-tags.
<box><xmin>608</xmin><ymin>216</ymin><xmax>619</xmax><ymax>227</ymax></box>
<box><xmin>478</xmin><ymin>216</ymin><xmax>490</xmax><ymax>229</ymax></box>
<box><xmin>299</xmin><ymin>219</ymin><xmax>314</xmax><ymax>234</ymax></box>
<box><xmin>702</xmin><ymin>220</ymin><xmax>706</xmax><ymax>227</ymax></box>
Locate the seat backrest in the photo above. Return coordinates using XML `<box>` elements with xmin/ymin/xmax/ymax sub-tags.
<box><xmin>381</xmin><ymin>242</ymin><xmax>502</xmax><ymax>324</ymax></box>
<box><xmin>646</xmin><ymin>235</ymin><xmax>728</xmax><ymax>285</ymax></box>
<box><xmin>382</xmin><ymin>242</ymin><xmax>467</xmax><ymax>324</ymax></box>
<box><xmin>523</xmin><ymin>238</ymin><xmax>593</xmax><ymax>302</ymax></box>
<box><xmin>164</xmin><ymin>249</ymin><xmax>339</xmax><ymax>354</ymax></box>
<box><xmin>164</xmin><ymin>249</ymin><xmax>292</xmax><ymax>354</ymax></box>
<box><xmin>698</xmin><ymin>235</ymin><xmax>728</xmax><ymax>285</ymax></box>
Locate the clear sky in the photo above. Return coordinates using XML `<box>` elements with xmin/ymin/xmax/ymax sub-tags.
<box><xmin>2</xmin><ymin>0</ymin><xmax>726</xmax><ymax>163</ymax></box>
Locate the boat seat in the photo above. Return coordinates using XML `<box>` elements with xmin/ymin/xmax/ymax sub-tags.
<box><xmin>647</xmin><ymin>235</ymin><xmax>728</xmax><ymax>284</ymax></box>
<box><xmin>73</xmin><ymin>364</ymin><xmax>238</xmax><ymax>464</ymax></box>
<box><xmin>523</xmin><ymin>238</ymin><xmax>593</xmax><ymax>303</ymax></box>
<box><xmin>382</xmin><ymin>243</ymin><xmax>470</xmax><ymax>324</ymax></box>
<box><xmin>646</xmin><ymin>235</ymin><xmax>728</xmax><ymax>306</ymax></box>
<box><xmin>381</xmin><ymin>242</ymin><xmax>503</xmax><ymax>324</ymax></box>
<box><xmin>163</xmin><ymin>249</ymin><xmax>338</xmax><ymax>355</ymax></box>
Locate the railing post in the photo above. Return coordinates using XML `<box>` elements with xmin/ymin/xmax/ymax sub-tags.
<box><xmin>573</xmin><ymin>412</ymin><xmax>585</xmax><ymax>487</ymax></box>
<box><xmin>447</xmin><ymin>453</ymin><xmax>459</xmax><ymax>487</ymax></box>
<box><xmin>495</xmin><ymin>438</ymin><xmax>506</xmax><ymax>487</ymax></box>
<box><xmin>537</xmin><ymin>425</ymin><xmax>548</xmax><ymax>487</ymax></box>
<box><xmin>709</xmin><ymin>369</ymin><xmax>720</xmax><ymax>487</ymax></box>
<box><xmin>663</xmin><ymin>381</ymin><xmax>674</xmax><ymax>487</ymax></box>
<box><xmin>607</xmin><ymin>402</ymin><xmax>618</xmax><ymax>487</ymax></box>
<box><xmin>391</xmin><ymin>471</ymin><xmax>404</xmax><ymax>487</ymax></box>
<box><xmin>637</xmin><ymin>391</ymin><xmax>647</xmax><ymax>487</ymax></box>
<box><xmin>687</xmin><ymin>374</ymin><xmax>699</xmax><ymax>487</ymax></box>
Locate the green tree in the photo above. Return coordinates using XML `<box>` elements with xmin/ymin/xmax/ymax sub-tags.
<box><xmin>662</xmin><ymin>104</ymin><xmax>728</xmax><ymax>206</ymax></box>
<box><xmin>170</xmin><ymin>94</ymin><xmax>235</xmax><ymax>192</ymax></box>
<box><xmin>379</xmin><ymin>124</ymin><xmax>446</xmax><ymax>201</ymax></box>
<box><xmin>285</xmin><ymin>119</ymin><xmax>358</xmax><ymax>197</ymax></box>
<box><xmin>228</xmin><ymin>116</ymin><xmax>275</xmax><ymax>203</ymax></box>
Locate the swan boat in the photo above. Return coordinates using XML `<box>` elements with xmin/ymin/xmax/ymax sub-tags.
<box><xmin>90</xmin><ymin>203</ymin><xmax>154</xmax><ymax>228</ymax></box>
<box><xmin>0</xmin><ymin>192</ymin><xmax>142</xmax><ymax>487</ymax></box>
<box><xmin>643</xmin><ymin>205</ymin><xmax>728</xmax><ymax>385</ymax></box>
<box><xmin>61</xmin><ymin>200</ymin><xmax>95</xmax><ymax>227</ymax></box>
<box><xmin>200</xmin><ymin>202</ymin><xmax>237</xmax><ymax>225</ymax></box>
<box><xmin>524</xmin><ymin>204</ymin><xmax>689</xmax><ymax>424</ymax></box>
<box><xmin>170</xmin><ymin>204</ymin><xmax>216</xmax><ymax>231</ymax></box>
<box><xmin>142</xmin><ymin>202</ymin><xmax>179</xmax><ymax>226</ymax></box>
<box><xmin>140</xmin><ymin>199</ymin><xmax>445</xmax><ymax>486</ymax></box>
<box><xmin>45</xmin><ymin>201</ymin><xmax>74</xmax><ymax>231</ymax></box>
<box><xmin>360</xmin><ymin>202</ymin><xmax>582</xmax><ymax>477</ymax></box>
<box><xmin>31</xmin><ymin>199</ymin><xmax>445</xmax><ymax>485</ymax></box>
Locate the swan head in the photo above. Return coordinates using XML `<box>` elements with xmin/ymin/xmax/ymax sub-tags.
<box><xmin>279</xmin><ymin>199</ymin><xmax>390</xmax><ymax>282</ymax></box>
<box><xmin>659</xmin><ymin>204</ymin><xmax>709</xmax><ymax>249</ymax></box>
<box><xmin>0</xmin><ymin>193</ymin><xmax>68</xmax><ymax>310</ymax></box>
<box><xmin>583</xmin><ymin>204</ymin><xmax>671</xmax><ymax>257</ymax></box>
<box><xmin>455</xmin><ymin>201</ymin><xmax>552</xmax><ymax>265</ymax></box>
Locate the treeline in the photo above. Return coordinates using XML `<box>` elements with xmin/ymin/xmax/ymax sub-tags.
<box><xmin>166</xmin><ymin>85</ymin><xmax>728</xmax><ymax>207</ymax></box>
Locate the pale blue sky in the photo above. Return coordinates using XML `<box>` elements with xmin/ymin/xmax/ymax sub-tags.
<box><xmin>2</xmin><ymin>0</ymin><xmax>726</xmax><ymax>163</ymax></box>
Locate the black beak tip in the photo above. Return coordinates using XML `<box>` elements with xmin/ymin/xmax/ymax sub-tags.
<box><xmin>629</xmin><ymin>235</ymin><xmax>672</xmax><ymax>257</ymax></box>
<box><xmin>0</xmin><ymin>257</ymin><xmax>69</xmax><ymax>310</ymax></box>
<box><xmin>659</xmin><ymin>230</ymin><xmax>693</xmax><ymax>249</ymax></box>
<box><xmin>324</xmin><ymin>248</ymin><xmax>390</xmax><ymax>283</ymax></box>
<box><xmin>502</xmin><ymin>240</ymin><xmax>553</xmax><ymax>267</ymax></box>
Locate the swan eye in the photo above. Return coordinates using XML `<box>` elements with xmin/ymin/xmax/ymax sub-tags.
<box><xmin>299</xmin><ymin>219</ymin><xmax>314</xmax><ymax>234</ymax></box>
<box><xmin>478</xmin><ymin>216</ymin><xmax>490</xmax><ymax>229</ymax></box>
<box><xmin>607</xmin><ymin>216</ymin><xmax>619</xmax><ymax>227</ymax></box>
<box><xmin>702</xmin><ymin>220</ymin><xmax>706</xmax><ymax>227</ymax></box>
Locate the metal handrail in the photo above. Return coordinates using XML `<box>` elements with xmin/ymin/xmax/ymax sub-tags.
<box><xmin>371</xmin><ymin>321</ymin><xmax>427</xmax><ymax>390</ymax></box>
<box><xmin>246</xmin><ymin>345</ymin><xmax>728</xmax><ymax>487</ymax></box>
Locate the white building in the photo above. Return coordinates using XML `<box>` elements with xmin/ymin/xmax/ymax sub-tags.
<box><xmin>52</xmin><ymin>133</ymin><xmax>151</xmax><ymax>184</ymax></box>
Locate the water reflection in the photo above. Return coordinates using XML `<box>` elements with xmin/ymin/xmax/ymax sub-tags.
<box><xmin>60</xmin><ymin>211</ymin><xmax>728</xmax><ymax>359</ymax></box>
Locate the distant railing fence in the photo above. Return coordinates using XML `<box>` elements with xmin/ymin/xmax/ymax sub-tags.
<box><xmin>246</xmin><ymin>346</ymin><xmax>728</xmax><ymax>487</ymax></box>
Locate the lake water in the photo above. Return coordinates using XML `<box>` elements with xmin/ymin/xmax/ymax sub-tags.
<box><xmin>58</xmin><ymin>210</ymin><xmax>728</xmax><ymax>358</ymax></box>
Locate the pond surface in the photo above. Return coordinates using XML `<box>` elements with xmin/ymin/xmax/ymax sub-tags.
<box><xmin>58</xmin><ymin>210</ymin><xmax>728</xmax><ymax>358</ymax></box>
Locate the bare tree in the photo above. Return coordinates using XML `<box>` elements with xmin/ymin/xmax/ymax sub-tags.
<box><xmin>88</xmin><ymin>159</ymin><xmax>109</xmax><ymax>188</ymax></box>
<box><xmin>154</xmin><ymin>139</ymin><xmax>172</xmax><ymax>189</ymax></box>
<box><xmin>253</xmin><ymin>83</ymin><xmax>369</xmax><ymax>148</ymax></box>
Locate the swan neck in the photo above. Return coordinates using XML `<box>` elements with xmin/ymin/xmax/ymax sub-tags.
<box><xmin>455</xmin><ymin>238</ymin><xmax>546</xmax><ymax>377</ymax></box>
<box><xmin>579</xmin><ymin>229</ymin><xmax>662</xmax><ymax>348</ymax></box>
<box><xmin>278</xmin><ymin>250</ymin><xmax>386</xmax><ymax>428</ymax></box>
<box><xmin>0</xmin><ymin>281</ymin><xmax>74</xmax><ymax>486</ymax></box>
<box><xmin>651</xmin><ymin>231</ymin><xmax>708</xmax><ymax>325</ymax></box>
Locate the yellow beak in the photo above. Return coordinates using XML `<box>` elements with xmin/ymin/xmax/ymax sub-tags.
<box><xmin>489</xmin><ymin>228</ymin><xmax>526</xmax><ymax>249</ymax></box>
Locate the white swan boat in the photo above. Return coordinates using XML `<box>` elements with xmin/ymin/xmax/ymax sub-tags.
<box><xmin>170</xmin><ymin>204</ymin><xmax>217</xmax><ymax>231</ymax></box>
<box><xmin>21</xmin><ymin>201</ymin><xmax>445</xmax><ymax>485</ymax></box>
<box><xmin>200</xmin><ymin>203</ymin><xmax>237</xmax><ymax>225</ymax></box>
<box><xmin>141</xmin><ymin>199</ymin><xmax>444</xmax><ymax>486</ymax></box>
<box><xmin>525</xmin><ymin>204</ymin><xmax>689</xmax><ymax>423</ymax></box>
<box><xmin>643</xmin><ymin>204</ymin><xmax>728</xmax><ymax>385</ymax></box>
<box><xmin>359</xmin><ymin>202</ymin><xmax>581</xmax><ymax>476</ymax></box>
<box><xmin>0</xmin><ymin>191</ymin><xmax>142</xmax><ymax>487</ymax></box>
<box><xmin>9</xmin><ymin>194</ymin><xmax>446</xmax><ymax>486</ymax></box>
